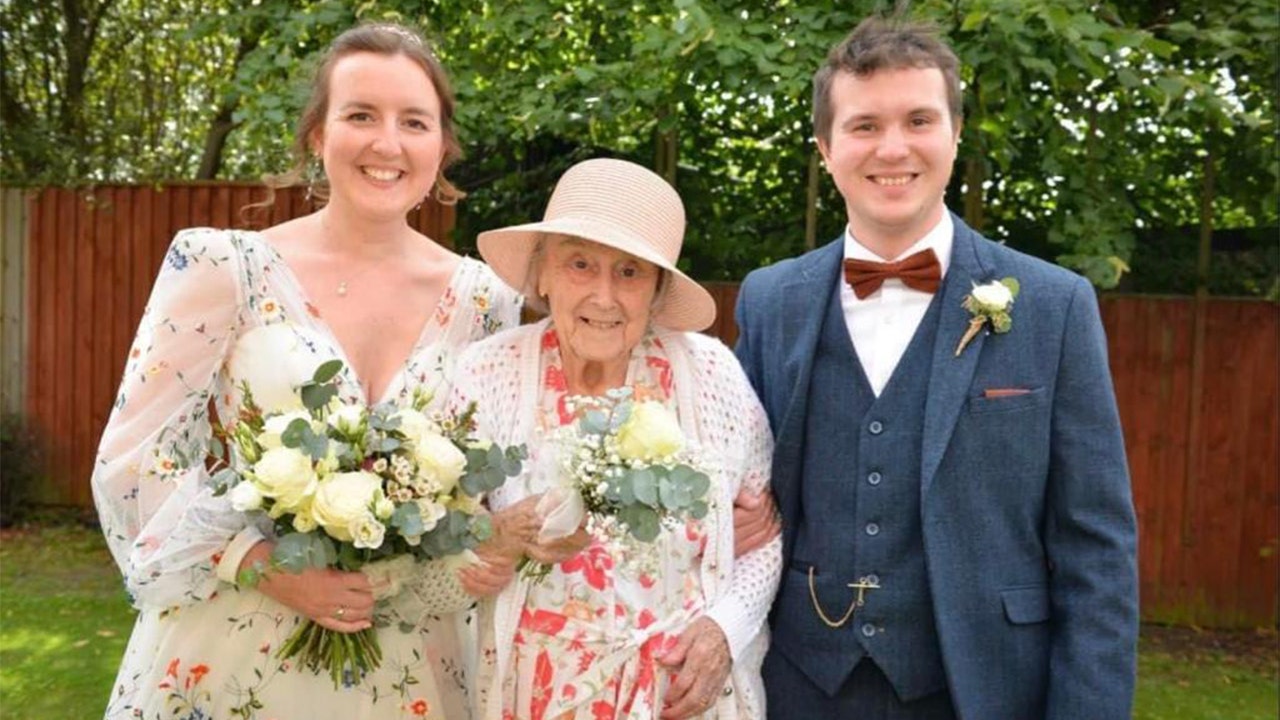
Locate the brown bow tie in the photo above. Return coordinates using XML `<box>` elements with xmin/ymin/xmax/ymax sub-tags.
<box><xmin>843</xmin><ymin>248</ymin><xmax>942</xmax><ymax>299</ymax></box>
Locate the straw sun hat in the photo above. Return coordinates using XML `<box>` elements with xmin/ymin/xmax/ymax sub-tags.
<box><xmin>476</xmin><ymin>158</ymin><xmax>716</xmax><ymax>332</ymax></box>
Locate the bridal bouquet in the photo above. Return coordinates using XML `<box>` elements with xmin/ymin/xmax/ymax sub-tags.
<box><xmin>522</xmin><ymin>387</ymin><xmax>711</xmax><ymax>579</ymax></box>
<box><xmin>212</xmin><ymin>325</ymin><xmax>525</xmax><ymax>686</ymax></box>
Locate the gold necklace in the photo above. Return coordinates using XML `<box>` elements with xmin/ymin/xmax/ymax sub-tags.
<box><xmin>320</xmin><ymin>213</ymin><xmax>408</xmax><ymax>299</ymax></box>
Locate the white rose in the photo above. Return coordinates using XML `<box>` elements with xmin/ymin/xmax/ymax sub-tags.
<box><xmin>311</xmin><ymin>471</ymin><xmax>382</xmax><ymax>542</ymax></box>
<box><xmin>314</xmin><ymin>446</ymin><xmax>341</xmax><ymax>478</ymax></box>
<box><xmin>227</xmin><ymin>324</ymin><xmax>320</xmax><ymax>414</ymax></box>
<box><xmin>229</xmin><ymin>481</ymin><xmax>264</xmax><ymax>512</ymax></box>
<box><xmin>251</xmin><ymin>447</ymin><xmax>317</xmax><ymax>513</ymax></box>
<box><xmin>326</xmin><ymin>402</ymin><xmax>366</xmax><ymax>436</ymax></box>
<box><xmin>413</xmin><ymin>433</ymin><xmax>468</xmax><ymax>495</ymax></box>
<box><xmin>394</xmin><ymin>409</ymin><xmax>433</xmax><ymax>442</ymax></box>
<box><xmin>416</xmin><ymin>499</ymin><xmax>448</xmax><ymax>532</ymax></box>
<box><xmin>292</xmin><ymin>506</ymin><xmax>318</xmax><ymax>533</ymax></box>
<box><xmin>449</xmin><ymin>492</ymin><xmax>482</xmax><ymax>515</ymax></box>
<box><xmin>374</xmin><ymin>496</ymin><xmax>395</xmax><ymax>520</ymax></box>
<box><xmin>257</xmin><ymin>410</ymin><xmax>312</xmax><ymax>450</ymax></box>
<box><xmin>615</xmin><ymin>401</ymin><xmax>684</xmax><ymax>462</ymax></box>
<box><xmin>395</xmin><ymin>410</ymin><xmax>467</xmax><ymax>494</ymax></box>
<box><xmin>350</xmin><ymin>514</ymin><xmax>386</xmax><ymax>550</ymax></box>
<box><xmin>970</xmin><ymin>281</ymin><xmax>1013</xmax><ymax>311</ymax></box>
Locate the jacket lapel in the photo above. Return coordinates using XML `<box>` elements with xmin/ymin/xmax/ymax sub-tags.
<box><xmin>921</xmin><ymin>217</ymin><xmax>994</xmax><ymax>498</ymax></box>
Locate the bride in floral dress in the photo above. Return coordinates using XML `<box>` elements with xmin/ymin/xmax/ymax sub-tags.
<box><xmin>91</xmin><ymin>24</ymin><xmax>521</xmax><ymax>719</ymax></box>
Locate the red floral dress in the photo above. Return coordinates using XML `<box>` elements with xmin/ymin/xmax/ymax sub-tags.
<box><xmin>501</xmin><ymin>327</ymin><xmax>708</xmax><ymax>720</ymax></box>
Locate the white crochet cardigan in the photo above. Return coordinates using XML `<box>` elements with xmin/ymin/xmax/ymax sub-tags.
<box><xmin>451</xmin><ymin>319</ymin><xmax>781</xmax><ymax>720</ymax></box>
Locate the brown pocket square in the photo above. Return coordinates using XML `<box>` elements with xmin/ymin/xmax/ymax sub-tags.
<box><xmin>983</xmin><ymin>387</ymin><xmax>1033</xmax><ymax>398</ymax></box>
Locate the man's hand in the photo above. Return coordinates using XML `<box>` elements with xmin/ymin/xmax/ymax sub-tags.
<box><xmin>658</xmin><ymin>616</ymin><xmax>732</xmax><ymax>719</ymax></box>
<box><xmin>732</xmin><ymin>489</ymin><xmax>780</xmax><ymax>558</ymax></box>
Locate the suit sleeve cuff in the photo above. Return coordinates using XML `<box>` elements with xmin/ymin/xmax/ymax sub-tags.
<box><xmin>216</xmin><ymin>525</ymin><xmax>267</xmax><ymax>585</ymax></box>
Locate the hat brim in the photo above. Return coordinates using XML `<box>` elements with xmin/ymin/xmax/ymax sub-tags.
<box><xmin>477</xmin><ymin>217</ymin><xmax>717</xmax><ymax>332</ymax></box>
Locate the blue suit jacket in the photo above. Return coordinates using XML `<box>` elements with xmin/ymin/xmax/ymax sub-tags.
<box><xmin>735</xmin><ymin>216</ymin><xmax>1139</xmax><ymax>719</ymax></box>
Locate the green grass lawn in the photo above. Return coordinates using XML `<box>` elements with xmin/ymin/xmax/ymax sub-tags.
<box><xmin>1</xmin><ymin>523</ymin><xmax>1276</xmax><ymax>719</ymax></box>
<box><xmin>1</xmin><ymin>523</ymin><xmax>135</xmax><ymax>719</ymax></box>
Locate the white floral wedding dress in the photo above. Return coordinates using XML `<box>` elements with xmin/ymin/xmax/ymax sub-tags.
<box><xmin>92</xmin><ymin>228</ymin><xmax>520</xmax><ymax>720</ymax></box>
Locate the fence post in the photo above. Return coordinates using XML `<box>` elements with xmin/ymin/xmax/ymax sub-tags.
<box><xmin>0</xmin><ymin>187</ymin><xmax>28</xmax><ymax>416</ymax></box>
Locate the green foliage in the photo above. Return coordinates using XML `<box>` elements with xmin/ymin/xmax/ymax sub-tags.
<box><xmin>3</xmin><ymin>0</ymin><xmax>1275</xmax><ymax>292</ymax></box>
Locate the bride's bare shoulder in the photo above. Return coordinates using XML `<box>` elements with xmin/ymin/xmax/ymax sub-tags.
<box><xmin>258</xmin><ymin>215</ymin><xmax>319</xmax><ymax>249</ymax></box>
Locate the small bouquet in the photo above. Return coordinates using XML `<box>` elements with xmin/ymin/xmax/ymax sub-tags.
<box><xmin>211</xmin><ymin>327</ymin><xmax>525</xmax><ymax>686</ymax></box>
<box><xmin>522</xmin><ymin>387</ymin><xmax>711</xmax><ymax>579</ymax></box>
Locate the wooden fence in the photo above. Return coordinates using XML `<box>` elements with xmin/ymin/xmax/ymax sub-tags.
<box><xmin>10</xmin><ymin>184</ymin><xmax>1279</xmax><ymax>628</ymax></box>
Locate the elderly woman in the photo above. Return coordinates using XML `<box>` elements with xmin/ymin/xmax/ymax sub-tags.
<box><xmin>451</xmin><ymin>158</ymin><xmax>782</xmax><ymax>720</ymax></box>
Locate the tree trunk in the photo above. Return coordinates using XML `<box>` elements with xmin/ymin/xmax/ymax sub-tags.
<box><xmin>653</xmin><ymin>123</ymin><xmax>677</xmax><ymax>188</ymax></box>
<box><xmin>963</xmin><ymin>156</ymin><xmax>985</xmax><ymax>231</ymax></box>
<box><xmin>805</xmin><ymin>149</ymin><xmax>820</xmax><ymax>250</ymax></box>
<box><xmin>196</xmin><ymin>33</ymin><xmax>260</xmax><ymax>180</ymax></box>
<box><xmin>58</xmin><ymin>0</ymin><xmax>116</xmax><ymax>173</ymax></box>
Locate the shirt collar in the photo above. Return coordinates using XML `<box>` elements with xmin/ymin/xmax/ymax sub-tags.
<box><xmin>842</xmin><ymin>211</ymin><xmax>954</xmax><ymax>278</ymax></box>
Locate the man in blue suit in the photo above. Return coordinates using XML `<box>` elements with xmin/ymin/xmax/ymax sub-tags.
<box><xmin>734</xmin><ymin>16</ymin><xmax>1138</xmax><ymax>719</ymax></box>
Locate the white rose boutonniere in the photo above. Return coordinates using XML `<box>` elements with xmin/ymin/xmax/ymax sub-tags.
<box><xmin>955</xmin><ymin>277</ymin><xmax>1020</xmax><ymax>357</ymax></box>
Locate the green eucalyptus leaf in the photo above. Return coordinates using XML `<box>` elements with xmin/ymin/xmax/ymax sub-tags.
<box><xmin>313</xmin><ymin>359</ymin><xmax>343</xmax><ymax>384</ymax></box>
<box><xmin>210</xmin><ymin>467</ymin><xmax>239</xmax><ymax>496</ymax></box>
<box><xmin>301</xmin><ymin>383</ymin><xmax>337</xmax><ymax>412</ymax></box>
<box><xmin>631</xmin><ymin>467</ymin><xmax>658</xmax><ymax>507</ymax></box>
<box><xmin>280</xmin><ymin>418</ymin><xmax>311</xmax><ymax>448</ymax></box>
<box><xmin>619</xmin><ymin>504</ymin><xmax>662</xmax><ymax>542</ymax></box>
<box><xmin>272</xmin><ymin>532</ymin><xmax>334</xmax><ymax>573</ymax></box>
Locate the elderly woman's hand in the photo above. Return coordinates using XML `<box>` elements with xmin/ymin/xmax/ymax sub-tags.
<box><xmin>458</xmin><ymin>544</ymin><xmax>519</xmax><ymax>598</ymax></box>
<box><xmin>457</xmin><ymin>497</ymin><xmax>543</xmax><ymax>597</ymax></box>
<box><xmin>732</xmin><ymin>488</ymin><xmax>781</xmax><ymax>558</ymax></box>
<box><xmin>524</xmin><ymin>525</ymin><xmax>592</xmax><ymax>566</ymax></box>
<box><xmin>658</xmin><ymin>616</ymin><xmax>732</xmax><ymax>719</ymax></box>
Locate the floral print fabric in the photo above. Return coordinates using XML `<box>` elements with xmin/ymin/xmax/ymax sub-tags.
<box><xmin>92</xmin><ymin>228</ymin><xmax>521</xmax><ymax>719</ymax></box>
<box><xmin>499</xmin><ymin>327</ymin><xmax>709</xmax><ymax>720</ymax></box>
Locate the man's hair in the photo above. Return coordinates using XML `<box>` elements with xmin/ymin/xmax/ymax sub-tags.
<box><xmin>812</xmin><ymin>16</ymin><xmax>962</xmax><ymax>144</ymax></box>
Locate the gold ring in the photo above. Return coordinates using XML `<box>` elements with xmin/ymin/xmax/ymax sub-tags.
<box><xmin>334</xmin><ymin>606</ymin><xmax>347</xmax><ymax>620</ymax></box>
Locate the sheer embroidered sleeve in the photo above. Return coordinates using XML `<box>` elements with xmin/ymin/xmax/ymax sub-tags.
<box><xmin>91</xmin><ymin>229</ymin><xmax>248</xmax><ymax>609</ymax></box>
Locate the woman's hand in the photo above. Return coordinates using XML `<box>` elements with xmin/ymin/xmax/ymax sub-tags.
<box><xmin>658</xmin><ymin>616</ymin><xmax>732</xmax><ymax>719</ymax></box>
<box><xmin>524</xmin><ymin>524</ymin><xmax>591</xmax><ymax>566</ymax></box>
<box><xmin>242</xmin><ymin>541</ymin><xmax>375</xmax><ymax>633</ymax></box>
<box><xmin>732</xmin><ymin>488</ymin><xmax>781</xmax><ymax>558</ymax></box>
<box><xmin>458</xmin><ymin>544</ymin><xmax>519</xmax><ymax>598</ymax></box>
<box><xmin>457</xmin><ymin>496</ymin><xmax>542</xmax><ymax>598</ymax></box>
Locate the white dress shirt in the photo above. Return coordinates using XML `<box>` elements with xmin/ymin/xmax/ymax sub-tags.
<box><xmin>841</xmin><ymin>213</ymin><xmax>954</xmax><ymax>396</ymax></box>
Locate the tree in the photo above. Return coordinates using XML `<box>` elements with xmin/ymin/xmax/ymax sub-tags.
<box><xmin>2</xmin><ymin>0</ymin><xmax>1274</xmax><ymax>293</ymax></box>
